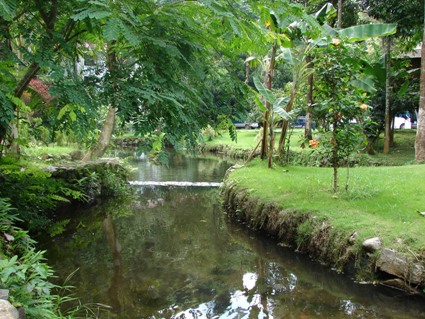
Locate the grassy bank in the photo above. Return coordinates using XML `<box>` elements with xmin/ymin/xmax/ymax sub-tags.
<box><xmin>225</xmin><ymin>159</ymin><xmax>425</xmax><ymax>254</ymax></box>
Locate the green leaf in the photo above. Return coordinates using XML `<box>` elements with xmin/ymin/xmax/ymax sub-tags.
<box><xmin>0</xmin><ymin>0</ymin><xmax>16</xmax><ymax>21</ymax></box>
<box><xmin>273</xmin><ymin>97</ymin><xmax>291</xmax><ymax>120</ymax></box>
<box><xmin>252</xmin><ymin>92</ymin><xmax>266</xmax><ymax>112</ymax></box>
<box><xmin>72</xmin><ymin>8</ymin><xmax>111</xmax><ymax>21</ymax></box>
<box><xmin>69</xmin><ymin>110</ymin><xmax>77</xmax><ymax>122</ymax></box>
<box><xmin>338</xmin><ymin>24</ymin><xmax>397</xmax><ymax>42</ymax></box>
<box><xmin>88</xmin><ymin>0</ymin><xmax>109</xmax><ymax>8</ymax></box>
<box><xmin>314</xmin><ymin>3</ymin><xmax>336</xmax><ymax>25</ymax></box>
<box><xmin>104</xmin><ymin>16</ymin><xmax>122</xmax><ymax>40</ymax></box>
<box><xmin>277</xmin><ymin>47</ymin><xmax>293</xmax><ymax>65</ymax></box>
<box><xmin>397</xmin><ymin>81</ymin><xmax>409</xmax><ymax>98</ymax></box>
<box><xmin>6</xmin><ymin>93</ymin><xmax>28</xmax><ymax>112</ymax></box>
<box><xmin>57</xmin><ymin>105</ymin><xmax>68</xmax><ymax>120</ymax></box>
<box><xmin>253</xmin><ymin>76</ymin><xmax>275</xmax><ymax>105</ymax></box>
<box><xmin>119</xmin><ymin>22</ymin><xmax>139</xmax><ymax>45</ymax></box>
<box><xmin>350</xmin><ymin>76</ymin><xmax>376</xmax><ymax>93</ymax></box>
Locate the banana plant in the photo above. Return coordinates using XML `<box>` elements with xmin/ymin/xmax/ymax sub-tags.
<box><xmin>252</xmin><ymin>75</ymin><xmax>293</xmax><ymax>167</ymax></box>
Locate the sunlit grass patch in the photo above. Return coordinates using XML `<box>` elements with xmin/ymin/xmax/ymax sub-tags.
<box><xmin>227</xmin><ymin>159</ymin><xmax>425</xmax><ymax>253</ymax></box>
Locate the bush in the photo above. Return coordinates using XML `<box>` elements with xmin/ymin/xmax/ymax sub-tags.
<box><xmin>0</xmin><ymin>198</ymin><xmax>110</xmax><ymax>318</ymax></box>
<box><xmin>0</xmin><ymin>158</ymin><xmax>87</xmax><ymax>231</ymax></box>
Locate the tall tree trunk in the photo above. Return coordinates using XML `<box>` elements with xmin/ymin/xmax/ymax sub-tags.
<box><xmin>416</xmin><ymin>18</ymin><xmax>425</xmax><ymax>162</ymax></box>
<box><xmin>383</xmin><ymin>37</ymin><xmax>391</xmax><ymax>154</ymax></box>
<box><xmin>337</xmin><ymin>0</ymin><xmax>343</xmax><ymax>28</ymax></box>
<box><xmin>5</xmin><ymin>62</ymin><xmax>41</xmax><ymax>155</ymax></box>
<box><xmin>267</xmin><ymin>44</ymin><xmax>277</xmax><ymax>168</ymax></box>
<box><xmin>83</xmin><ymin>41</ymin><xmax>117</xmax><ymax>161</ymax></box>
<box><xmin>260</xmin><ymin>43</ymin><xmax>277</xmax><ymax>162</ymax></box>
<box><xmin>332</xmin><ymin>116</ymin><xmax>339</xmax><ymax>193</ymax></box>
<box><xmin>83</xmin><ymin>105</ymin><xmax>116</xmax><ymax>161</ymax></box>
<box><xmin>304</xmin><ymin>55</ymin><xmax>314</xmax><ymax>140</ymax></box>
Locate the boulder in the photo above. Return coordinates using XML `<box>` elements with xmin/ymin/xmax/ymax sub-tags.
<box><xmin>376</xmin><ymin>248</ymin><xmax>424</xmax><ymax>285</ymax></box>
<box><xmin>362</xmin><ymin>237</ymin><xmax>382</xmax><ymax>252</ymax></box>
<box><xmin>0</xmin><ymin>300</ymin><xmax>18</xmax><ymax>319</ymax></box>
<box><xmin>0</xmin><ymin>289</ymin><xmax>9</xmax><ymax>300</ymax></box>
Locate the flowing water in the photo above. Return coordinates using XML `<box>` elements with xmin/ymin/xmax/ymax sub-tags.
<box><xmin>43</xmin><ymin>152</ymin><xmax>425</xmax><ymax>318</ymax></box>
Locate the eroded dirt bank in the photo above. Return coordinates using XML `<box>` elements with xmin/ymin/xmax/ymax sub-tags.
<box><xmin>221</xmin><ymin>176</ymin><xmax>424</xmax><ymax>295</ymax></box>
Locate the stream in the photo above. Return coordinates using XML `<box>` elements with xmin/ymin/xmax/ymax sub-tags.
<box><xmin>42</xmin><ymin>152</ymin><xmax>425</xmax><ymax>318</ymax></box>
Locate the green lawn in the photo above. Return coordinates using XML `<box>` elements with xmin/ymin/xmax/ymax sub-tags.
<box><xmin>226</xmin><ymin>155</ymin><xmax>425</xmax><ymax>255</ymax></box>
<box><xmin>206</xmin><ymin>128</ymin><xmax>417</xmax><ymax>166</ymax></box>
<box><xmin>205</xmin><ymin>128</ymin><xmax>306</xmax><ymax>150</ymax></box>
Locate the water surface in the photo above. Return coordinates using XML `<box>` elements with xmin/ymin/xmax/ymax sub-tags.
<box><xmin>43</xmin><ymin>153</ymin><xmax>425</xmax><ymax>318</ymax></box>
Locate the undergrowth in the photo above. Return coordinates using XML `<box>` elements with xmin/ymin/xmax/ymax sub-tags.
<box><xmin>0</xmin><ymin>198</ymin><xmax>110</xmax><ymax>318</ymax></box>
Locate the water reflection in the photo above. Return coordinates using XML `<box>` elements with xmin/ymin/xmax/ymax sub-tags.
<box><xmin>41</xmin><ymin>154</ymin><xmax>425</xmax><ymax>319</ymax></box>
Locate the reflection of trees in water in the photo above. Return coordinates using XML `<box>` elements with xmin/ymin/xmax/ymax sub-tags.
<box><xmin>103</xmin><ymin>214</ymin><xmax>123</xmax><ymax>313</ymax></box>
<box><xmin>129</xmin><ymin>151</ymin><xmax>232</xmax><ymax>183</ymax></box>
<box><xmin>44</xmin><ymin>186</ymin><xmax>425</xmax><ymax>319</ymax></box>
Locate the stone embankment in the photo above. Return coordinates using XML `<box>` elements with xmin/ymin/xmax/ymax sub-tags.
<box><xmin>222</xmin><ymin>165</ymin><xmax>424</xmax><ymax>295</ymax></box>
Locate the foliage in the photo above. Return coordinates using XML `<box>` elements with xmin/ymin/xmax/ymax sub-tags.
<box><xmin>310</xmin><ymin>39</ymin><xmax>371</xmax><ymax>192</ymax></box>
<box><xmin>0</xmin><ymin>198</ymin><xmax>108</xmax><ymax>318</ymax></box>
<box><xmin>0</xmin><ymin>198</ymin><xmax>60</xmax><ymax>317</ymax></box>
<box><xmin>292</xmin><ymin>0</ymin><xmax>361</xmax><ymax>28</ymax></box>
<box><xmin>362</xmin><ymin>0</ymin><xmax>424</xmax><ymax>47</ymax></box>
<box><xmin>0</xmin><ymin>158</ymin><xmax>87</xmax><ymax>231</ymax></box>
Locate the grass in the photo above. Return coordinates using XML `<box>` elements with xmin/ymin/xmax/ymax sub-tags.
<box><xmin>22</xmin><ymin>144</ymin><xmax>79</xmax><ymax>157</ymax></box>
<box><xmin>226</xmin><ymin>158</ymin><xmax>425</xmax><ymax>255</ymax></box>
<box><xmin>205</xmin><ymin>128</ymin><xmax>307</xmax><ymax>152</ymax></box>
<box><xmin>206</xmin><ymin>128</ymin><xmax>417</xmax><ymax>166</ymax></box>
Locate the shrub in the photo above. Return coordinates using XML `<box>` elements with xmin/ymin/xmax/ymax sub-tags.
<box><xmin>0</xmin><ymin>158</ymin><xmax>86</xmax><ymax>231</ymax></box>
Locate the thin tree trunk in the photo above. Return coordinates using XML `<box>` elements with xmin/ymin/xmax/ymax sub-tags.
<box><xmin>383</xmin><ymin>37</ymin><xmax>391</xmax><ymax>154</ymax></box>
<box><xmin>83</xmin><ymin>41</ymin><xmax>117</xmax><ymax>161</ymax></box>
<box><xmin>277</xmin><ymin>88</ymin><xmax>296</xmax><ymax>155</ymax></box>
<box><xmin>260</xmin><ymin>43</ymin><xmax>277</xmax><ymax>163</ymax></box>
<box><xmin>337</xmin><ymin>0</ymin><xmax>343</xmax><ymax>28</ymax></box>
<box><xmin>416</xmin><ymin>8</ymin><xmax>425</xmax><ymax>162</ymax></box>
<box><xmin>304</xmin><ymin>56</ymin><xmax>314</xmax><ymax>140</ymax></box>
<box><xmin>267</xmin><ymin>44</ymin><xmax>277</xmax><ymax>168</ymax></box>
<box><xmin>260</xmin><ymin>110</ymin><xmax>269</xmax><ymax>160</ymax></box>
<box><xmin>0</xmin><ymin>62</ymin><xmax>41</xmax><ymax>153</ymax></box>
<box><xmin>332</xmin><ymin>117</ymin><xmax>339</xmax><ymax>193</ymax></box>
<box><xmin>83</xmin><ymin>105</ymin><xmax>116</xmax><ymax>161</ymax></box>
<box><xmin>246</xmin><ymin>138</ymin><xmax>262</xmax><ymax>163</ymax></box>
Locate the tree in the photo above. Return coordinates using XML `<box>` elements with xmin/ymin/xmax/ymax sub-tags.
<box><xmin>0</xmin><ymin>0</ymin><xmax>262</xmax><ymax>159</ymax></box>
<box><xmin>312</xmin><ymin>39</ymin><xmax>370</xmax><ymax>192</ymax></box>
<box><xmin>0</xmin><ymin>0</ymin><xmax>100</xmax><ymax>155</ymax></box>
<box><xmin>416</xmin><ymin>3</ymin><xmax>425</xmax><ymax>162</ymax></box>
<box><xmin>363</xmin><ymin>0</ymin><xmax>424</xmax><ymax>154</ymax></box>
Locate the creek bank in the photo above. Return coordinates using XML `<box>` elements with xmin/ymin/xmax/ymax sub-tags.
<box><xmin>221</xmin><ymin>165</ymin><xmax>424</xmax><ymax>295</ymax></box>
<box><xmin>45</xmin><ymin>157</ymin><xmax>128</xmax><ymax>204</ymax></box>
<box><xmin>0</xmin><ymin>158</ymin><xmax>129</xmax><ymax>318</ymax></box>
<box><xmin>201</xmin><ymin>144</ymin><xmax>257</xmax><ymax>160</ymax></box>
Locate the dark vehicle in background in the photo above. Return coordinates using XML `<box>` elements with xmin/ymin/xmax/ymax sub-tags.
<box><xmin>290</xmin><ymin>116</ymin><xmax>306</xmax><ymax>128</ymax></box>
